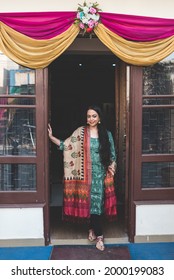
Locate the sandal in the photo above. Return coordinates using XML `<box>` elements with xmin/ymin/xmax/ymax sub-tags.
<box><xmin>88</xmin><ymin>229</ymin><xmax>96</xmax><ymax>242</ymax></box>
<box><xmin>96</xmin><ymin>235</ymin><xmax>105</xmax><ymax>251</ymax></box>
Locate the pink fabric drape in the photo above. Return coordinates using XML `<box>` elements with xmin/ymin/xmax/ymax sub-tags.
<box><xmin>0</xmin><ymin>11</ymin><xmax>174</xmax><ymax>41</ymax></box>
<box><xmin>100</xmin><ymin>12</ymin><xmax>174</xmax><ymax>41</ymax></box>
<box><xmin>0</xmin><ymin>11</ymin><xmax>76</xmax><ymax>39</ymax></box>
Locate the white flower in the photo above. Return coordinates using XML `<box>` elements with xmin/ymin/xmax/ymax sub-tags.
<box><xmin>90</xmin><ymin>14</ymin><xmax>100</xmax><ymax>21</ymax></box>
<box><xmin>86</xmin><ymin>13</ymin><xmax>91</xmax><ymax>20</ymax></box>
<box><xmin>83</xmin><ymin>6</ymin><xmax>89</xmax><ymax>14</ymax></box>
<box><xmin>81</xmin><ymin>16</ymin><xmax>89</xmax><ymax>24</ymax></box>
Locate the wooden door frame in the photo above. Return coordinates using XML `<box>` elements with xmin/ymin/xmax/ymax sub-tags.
<box><xmin>42</xmin><ymin>67</ymin><xmax>50</xmax><ymax>245</ymax></box>
<box><xmin>128</xmin><ymin>65</ymin><xmax>174</xmax><ymax>242</ymax></box>
<box><xmin>115</xmin><ymin>61</ymin><xmax>134</xmax><ymax>242</ymax></box>
<box><xmin>44</xmin><ymin>58</ymin><xmax>133</xmax><ymax>244</ymax></box>
<box><xmin>128</xmin><ymin>66</ymin><xmax>141</xmax><ymax>242</ymax></box>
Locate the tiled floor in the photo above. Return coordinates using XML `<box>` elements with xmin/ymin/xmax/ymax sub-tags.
<box><xmin>50</xmin><ymin>181</ymin><xmax>127</xmax><ymax>243</ymax></box>
<box><xmin>50</xmin><ymin>206</ymin><xmax>128</xmax><ymax>245</ymax></box>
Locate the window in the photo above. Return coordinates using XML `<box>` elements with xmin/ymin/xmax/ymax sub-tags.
<box><xmin>0</xmin><ymin>164</ymin><xmax>36</xmax><ymax>191</ymax></box>
<box><xmin>0</xmin><ymin>53</ymin><xmax>46</xmax><ymax>203</ymax></box>
<box><xmin>142</xmin><ymin>55</ymin><xmax>174</xmax><ymax>190</ymax></box>
<box><xmin>130</xmin><ymin>53</ymin><xmax>174</xmax><ymax>200</ymax></box>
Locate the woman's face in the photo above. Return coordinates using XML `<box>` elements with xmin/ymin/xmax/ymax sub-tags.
<box><xmin>87</xmin><ymin>109</ymin><xmax>100</xmax><ymax>127</ymax></box>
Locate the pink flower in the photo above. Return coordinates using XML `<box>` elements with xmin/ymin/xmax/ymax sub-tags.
<box><xmin>77</xmin><ymin>12</ymin><xmax>80</xmax><ymax>19</ymax></box>
<box><xmin>89</xmin><ymin>7</ymin><xmax>97</xmax><ymax>14</ymax></box>
<box><xmin>88</xmin><ymin>19</ymin><xmax>95</xmax><ymax>28</ymax></box>
<box><xmin>79</xmin><ymin>22</ymin><xmax>85</xmax><ymax>29</ymax></box>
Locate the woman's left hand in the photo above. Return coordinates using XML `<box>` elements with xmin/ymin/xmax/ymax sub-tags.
<box><xmin>108</xmin><ymin>162</ymin><xmax>116</xmax><ymax>176</ymax></box>
<box><xmin>108</xmin><ymin>166</ymin><xmax>115</xmax><ymax>176</ymax></box>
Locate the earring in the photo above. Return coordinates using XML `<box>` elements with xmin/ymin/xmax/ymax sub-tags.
<box><xmin>98</xmin><ymin>121</ymin><xmax>101</xmax><ymax>124</ymax></box>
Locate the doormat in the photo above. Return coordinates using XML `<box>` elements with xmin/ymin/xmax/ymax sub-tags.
<box><xmin>50</xmin><ymin>245</ymin><xmax>131</xmax><ymax>260</ymax></box>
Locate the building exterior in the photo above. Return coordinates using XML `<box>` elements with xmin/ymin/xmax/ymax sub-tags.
<box><xmin>0</xmin><ymin>0</ymin><xmax>174</xmax><ymax>246</ymax></box>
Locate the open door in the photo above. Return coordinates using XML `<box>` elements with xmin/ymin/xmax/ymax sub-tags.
<box><xmin>46</xmin><ymin>53</ymin><xmax>130</xmax><ymax>244</ymax></box>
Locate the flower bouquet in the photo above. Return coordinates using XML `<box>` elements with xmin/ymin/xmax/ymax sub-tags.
<box><xmin>74</xmin><ymin>1</ymin><xmax>101</xmax><ymax>38</ymax></box>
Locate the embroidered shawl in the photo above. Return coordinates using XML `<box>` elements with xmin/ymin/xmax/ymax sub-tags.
<box><xmin>62</xmin><ymin>126</ymin><xmax>91</xmax><ymax>221</ymax></box>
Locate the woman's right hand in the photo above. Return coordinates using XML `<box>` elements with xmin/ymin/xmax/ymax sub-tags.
<box><xmin>47</xmin><ymin>124</ymin><xmax>60</xmax><ymax>146</ymax></box>
<box><xmin>48</xmin><ymin>123</ymin><xmax>53</xmax><ymax>139</ymax></box>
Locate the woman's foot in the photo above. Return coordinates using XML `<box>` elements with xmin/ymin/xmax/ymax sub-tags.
<box><xmin>88</xmin><ymin>229</ymin><xmax>96</xmax><ymax>242</ymax></box>
<box><xmin>96</xmin><ymin>235</ymin><xmax>105</xmax><ymax>251</ymax></box>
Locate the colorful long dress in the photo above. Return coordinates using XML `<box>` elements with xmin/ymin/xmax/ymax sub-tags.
<box><xmin>59</xmin><ymin>128</ymin><xmax>116</xmax><ymax>217</ymax></box>
<box><xmin>90</xmin><ymin>132</ymin><xmax>116</xmax><ymax>215</ymax></box>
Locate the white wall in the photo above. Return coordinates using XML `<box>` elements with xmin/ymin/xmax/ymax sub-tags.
<box><xmin>0</xmin><ymin>0</ymin><xmax>174</xmax><ymax>18</ymax></box>
<box><xmin>0</xmin><ymin>208</ymin><xmax>44</xmax><ymax>239</ymax></box>
<box><xmin>136</xmin><ymin>204</ymin><xmax>174</xmax><ymax>235</ymax></box>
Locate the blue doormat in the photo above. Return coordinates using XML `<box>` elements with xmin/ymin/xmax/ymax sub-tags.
<box><xmin>0</xmin><ymin>246</ymin><xmax>53</xmax><ymax>260</ymax></box>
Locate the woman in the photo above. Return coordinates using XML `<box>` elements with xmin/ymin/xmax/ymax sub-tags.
<box><xmin>48</xmin><ymin>105</ymin><xmax>117</xmax><ymax>251</ymax></box>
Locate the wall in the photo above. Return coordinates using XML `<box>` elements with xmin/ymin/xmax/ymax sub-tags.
<box><xmin>0</xmin><ymin>208</ymin><xmax>44</xmax><ymax>246</ymax></box>
<box><xmin>135</xmin><ymin>205</ymin><xmax>174</xmax><ymax>242</ymax></box>
<box><xmin>0</xmin><ymin>0</ymin><xmax>174</xmax><ymax>18</ymax></box>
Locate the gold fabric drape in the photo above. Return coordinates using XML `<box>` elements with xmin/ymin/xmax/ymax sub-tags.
<box><xmin>94</xmin><ymin>24</ymin><xmax>174</xmax><ymax>65</ymax></box>
<box><xmin>0</xmin><ymin>22</ymin><xmax>79</xmax><ymax>69</ymax></box>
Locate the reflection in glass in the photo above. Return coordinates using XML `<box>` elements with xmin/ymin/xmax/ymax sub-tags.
<box><xmin>0</xmin><ymin>55</ymin><xmax>36</xmax><ymax>155</ymax></box>
<box><xmin>143</xmin><ymin>97</ymin><xmax>174</xmax><ymax>106</ymax></box>
<box><xmin>142</xmin><ymin>162</ymin><xmax>174</xmax><ymax>188</ymax></box>
<box><xmin>0</xmin><ymin>97</ymin><xmax>35</xmax><ymax>106</ymax></box>
<box><xmin>9</xmin><ymin>70</ymin><xmax>35</xmax><ymax>95</ymax></box>
<box><xmin>0</xmin><ymin>164</ymin><xmax>36</xmax><ymax>191</ymax></box>
<box><xmin>0</xmin><ymin>55</ymin><xmax>37</xmax><ymax>192</ymax></box>
<box><xmin>142</xmin><ymin>54</ymin><xmax>174</xmax><ymax>154</ymax></box>
<box><xmin>0</xmin><ymin>108</ymin><xmax>36</xmax><ymax>155</ymax></box>
<box><xmin>142</xmin><ymin>108</ymin><xmax>174</xmax><ymax>154</ymax></box>
<box><xmin>143</xmin><ymin>56</ymin><xmax>174</xmax><ymax>97</ymax></box>
<box><xmin>0</xmin><ymin>55</ymin><xmax>35</xmax><ymax>96</ymax></box>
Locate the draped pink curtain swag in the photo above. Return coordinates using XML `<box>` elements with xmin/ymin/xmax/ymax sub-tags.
<box><xmin>1</xmin><ymin>11</ymin><xmax>174</xmax><ymax>41</ymax></box>
<box><xmin>0</xmin><ymin>11</ymin><xmax>76</xmax><ymax>39</ymax></box>
<box><xmin>100</xmin><ymin>12</ymin><xmax>174</xmax><ymax>41</ymax></box>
